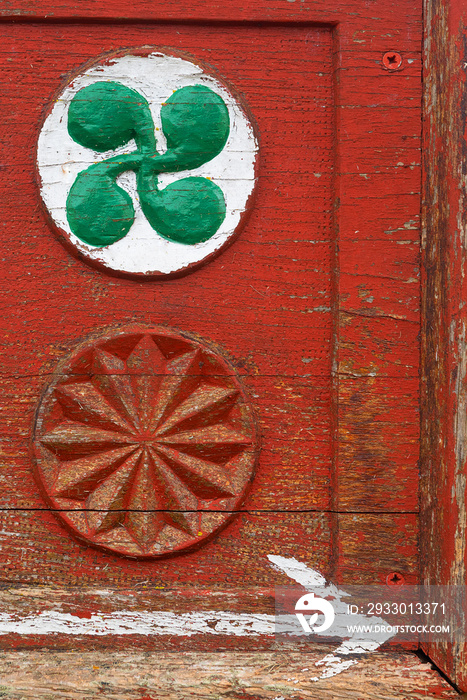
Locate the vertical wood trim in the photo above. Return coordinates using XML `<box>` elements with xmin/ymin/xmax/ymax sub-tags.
<box><xmin>330</xmin><ymin>22</ymin><xmax>342</xmax><ymax>580</ymax></box>
<box><xmin>422</xmin><ymin>0</ymin><xmax>467</xmax><ymax>688</ymax></box>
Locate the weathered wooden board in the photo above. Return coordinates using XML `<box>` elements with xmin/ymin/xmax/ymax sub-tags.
<box><xmin>0</xmin><ymin>649</ymin><xmax>459</xmax><ymax>699</ymax></box>
<box><xmin>336</xmin><ymin>378</ymin><xmax>419</xmax><ymax>513</ymax></box>
<box><xmin>422</xmin><ymin>0</ymin><xmax>467</xmax><ymax>689</ymax></box>
<box><xmin>0</xmin><ymin>511</ymin><xmax>418</xmax><ymax>592</ymax></box>
<box><xmin>0</xmin><ymin>0</ymin><xmax>423</xmax><ymax>39</ymax></box>
<box><xmin>0</xmin><ymin>512</ymin><xmax>332</xmax><ymax>590</ymax></box>
<box><xmin>331</xmin><ymin>8</ymin><xmax>421</xmax><ymax>592</ymax></box>
<box><xmin>0</xmin><ymin>376</ymin><xmax>332</xmax><ymax>512</ymax></box>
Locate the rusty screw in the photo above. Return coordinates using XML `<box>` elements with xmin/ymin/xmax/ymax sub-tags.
<box><xmin>386</xmin><ymin>572</ymin><xmax>405</xmax><ymax>586</ymax></box>
<box><xmin>382</xmin><ymin>51</ymin><xmax>403</xmax><ymax>70</ymax></box>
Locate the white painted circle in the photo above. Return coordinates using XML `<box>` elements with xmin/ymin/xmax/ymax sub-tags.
<box><xmin>37</xmin><ymin>51</ymin><xmax>259</xmax><ymax>277</ymax></box>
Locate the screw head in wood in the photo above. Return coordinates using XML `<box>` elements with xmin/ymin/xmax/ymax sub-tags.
<box><xmin>382</xmin><ymin>51</ymin><xmax>403</xmax><ymax>70</ymax></box>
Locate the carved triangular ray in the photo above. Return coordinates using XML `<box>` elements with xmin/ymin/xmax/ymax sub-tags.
<box><xmin>156</xmin><ymin>384</ymin><xmax>239</xmax><ymax>436</ymax></box>
<box><xmin>155</xmin><ymin>445</ymin><xmax>235</xmax><ymax>499</ymax></box>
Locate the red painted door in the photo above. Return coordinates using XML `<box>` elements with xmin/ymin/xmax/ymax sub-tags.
<box><xmin>0</xmin><ymin>0</ymin><xmax>427</xmax><ymax>671</ymax></box>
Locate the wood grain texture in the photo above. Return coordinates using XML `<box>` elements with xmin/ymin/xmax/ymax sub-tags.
<box><xmin>0</xmin><ymin>0</ymin><xmax>423</xmax><ymax>37</ymax></box>
<box><xmin>336</xmin><ymin>513</ymin><xmax>419</xmax><ymax>585</ymax></box>
<box><xmin>337</xmin><ymin>378</ymin><xmax>419</xmax><ymax>513</ymax></box>
<box><xmin>331</xmin><ymin>14</ymin><xmax>421</xmax><ymax>567</ymax></box>
<box><xmin>422</xmin><ymin>0</ymin><xmax>467</xmax><ymax>689</ymax></box>
<box><xmin>0</xmin><ymin>511</ymin><xmax>331</xmax><ymax>590</ymax></box>
<box><xmin>0</xmin><ymin>650</ymin><xmax>458</xmax><ymax>699</ymax></box>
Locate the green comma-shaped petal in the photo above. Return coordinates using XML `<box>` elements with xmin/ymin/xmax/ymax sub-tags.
<box><xmin>160</xmin><ymin>85</ymin><xmax>230</xmax><ymax>171</ymax></box>
<box><xmin>138</xmin><ymin>176</ymin><xmax>226</xmax><ymax>245</ymax></box>
<box><xmin>66</xmin><ymin>165</ymin><xmax>135</xmax><ymax>247</ymax></box>
<box><xmin>136</xmin><ymin>86</ymin><xmax>229</xmax><ymax>244</ymax></box>
<box><xmin>68</xmin><ymin>81</ymin><xmax>155</xmax><ymax>152</ymax></box>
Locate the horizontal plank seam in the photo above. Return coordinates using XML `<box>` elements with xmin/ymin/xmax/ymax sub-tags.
<box><xmin>0</xmin><ymin>508</ymin><xmax>419</xmax><ymax>514</ymax></box>
<box><xmin>0</xmin><ymin>372</ymin><xmax>420</xmax><ymax>379</ymax></box>
<box><xmin>0</xmin><ymin>16</ymin><xmax>338</xmax><ymax>26</ymax></box>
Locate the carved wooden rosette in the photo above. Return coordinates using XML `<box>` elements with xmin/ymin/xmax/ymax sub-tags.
<box><xmin>32</xmin><ymin>327</ymin><xmax>258</xmax><ymax>558</ymax></box>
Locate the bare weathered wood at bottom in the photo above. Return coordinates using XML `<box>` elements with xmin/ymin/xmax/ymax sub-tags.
<box><xmin>0</xmin><ymin>650</ymin><xmax>458</xmax><ymax>700</ymax></box>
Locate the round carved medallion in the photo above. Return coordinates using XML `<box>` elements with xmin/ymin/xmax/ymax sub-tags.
<box><xmin>36</xmin><ymin>49</ymin><xmax>259</xmax><ymax>278</ymax></box>
<box><xmin>33</xmin><ymin>327</ymin><xmax>258</xmax><ymax>558</ymax></box>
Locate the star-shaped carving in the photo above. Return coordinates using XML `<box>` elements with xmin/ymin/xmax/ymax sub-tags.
<box><xmin>33</xmin><ymin>328</ymin><xmax>258</xmax><ymax>557</ymax></box>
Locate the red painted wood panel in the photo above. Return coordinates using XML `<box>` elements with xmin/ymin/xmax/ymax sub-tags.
<box><xmin>0</xmin><ymin>0</ymin><xmax>422</xmax><ymax>645</ymax></box>
<box><xmin>0</xmin><ymin>22</ymin><xmax>335</xmax><ymax>582</ymax></box>
<box><xmin>0</xmin><ymin>0</ymin><xmax>423</xmax><ymax>34</ymax></box>
<box><xmin>331</xmin><ymin>10</ymin><xmax>421</xmax><ymax>571</ymax></box>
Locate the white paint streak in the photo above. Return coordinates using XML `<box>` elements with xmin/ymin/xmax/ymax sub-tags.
<box><xmin>37</xmin><ymin>52</ymin><xmax>258</xmax><ymax>276</ymax></box>
<box><xmin>314</xmin><ymin>654</ymin><xmax>358</xmax><ymax>679</ymax></box>
<box><xmin>268</xmin><ymin>555</ymin><xmax>327</xmax><ymax>588</ymax></box>
<box><xmin>0</xmin><ymin>551</ymin><xmax>392</xmax><ymax>689</ymax></box>
<box><xmin>0</xmin><ymin>610</ymin><xmax>274</xmax><ymax>637</ymax></box>
<box><xmin>267</xmin><ymin>555</ymin><xmax>395</xmax><ymax>682</ymax></box>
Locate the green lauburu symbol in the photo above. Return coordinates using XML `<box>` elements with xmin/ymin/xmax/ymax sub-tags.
<box><xmin>66</xmin><ymin>81</ymin><xmax>230</xmax><ymax>247</ymax></box>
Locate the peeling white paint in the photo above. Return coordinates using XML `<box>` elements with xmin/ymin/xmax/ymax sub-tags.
<box><xmin>268</xmin><ymin>555</ymin><xmax>395</xmax><ymax>682</ymax></box>
<box><xmin>37</xmin><ymin>52</ymin><xmax>258</xmax><ymax>277</ymax></box>
<box><xmin>0</xmin><ymin>610</ymin><xmax>274</xmax><ymax>637</ymax></box>
<box><xmin>315</xmin><ymin>654</ymin><xmax>358</xmax><ymax>679</ymax></box>
<box><xmin>0</xmin><ymin>553</ymin><xmax>392</xmax><ymax>689</ymax></box>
